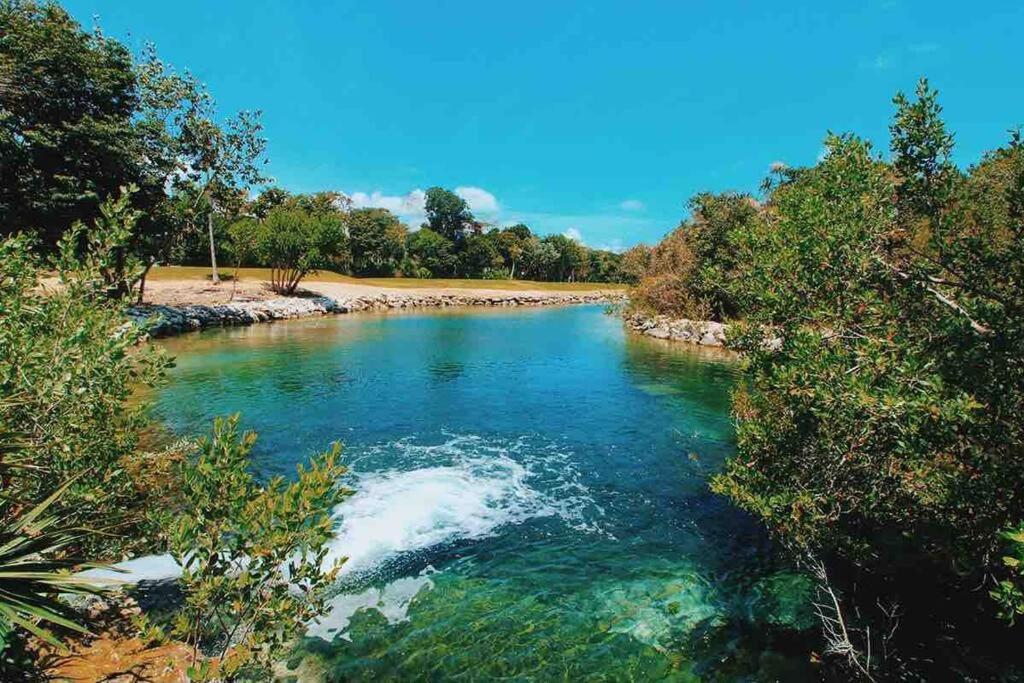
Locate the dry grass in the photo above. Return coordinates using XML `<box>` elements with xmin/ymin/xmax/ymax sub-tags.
<box><xmin>146</xmin><ymin>266</ymin><xmax>627</xmax><ymax>292</ymax></box>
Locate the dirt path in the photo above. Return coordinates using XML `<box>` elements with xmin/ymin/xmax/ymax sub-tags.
<box><xmin>141</xmin><ymin>278</ymin><xmax>623</xmax><ymax>307</ymax></box>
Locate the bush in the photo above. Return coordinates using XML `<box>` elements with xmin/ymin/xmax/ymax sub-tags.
<box><xmin>631</xmin><ymin>193</ymin><xmax>756</xmax><ymax>321</ymax></box>
<box><xmin>162</xmin><ymin>416</ymin><xmax>349</xmax><ymax>681</ymax></box>
<box><xmin>711</xmin><ymin>91</ymin><xmax>1024</xmax><ymax>675</ymax></box>
<box><xmin>0</xmin><ymin>230</ymin><xmax>169</xmax><ymax>558</ymax></box>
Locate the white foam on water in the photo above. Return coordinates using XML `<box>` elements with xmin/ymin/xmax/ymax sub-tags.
<box><xmin>82</xmin><ymin>433</ymin><xmax>600</xmax><ymax>643</ymax></box>
<box><xmin>310</xmin><ymin>434</ymin><xmax>600</xmax><ymax>639</ymax></box>
<box><xmin>307</xmin><ymin>569</ymin><xmax>436</xmax><ymax>641</ymax></box>
<box><xmin>323</xmin><ymin>434</ymin><xmax>592</xmax><ymax>575</ymax></box>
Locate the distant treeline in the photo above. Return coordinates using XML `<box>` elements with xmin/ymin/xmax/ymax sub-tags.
<box><xmin>172</xmin><ymin>186</ymin><xmax>652</xmax><ymax>284</ymax></box>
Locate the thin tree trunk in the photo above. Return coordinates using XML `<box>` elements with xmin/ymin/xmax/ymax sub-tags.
<box><xmin>208</xmin><ymin>211</ymin><xmax>220</xmax><ymax>284</ymax></box>
<box><xmin>136</xmin><ymin>262</ymin><xmax>153</xmax><ymax>305</ymax></box>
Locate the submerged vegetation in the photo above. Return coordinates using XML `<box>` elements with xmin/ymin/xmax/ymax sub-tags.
<box><xmin>634</xmin><ymin>80</ymin><xmax>1024</xmax><ymax>678</ymax></box>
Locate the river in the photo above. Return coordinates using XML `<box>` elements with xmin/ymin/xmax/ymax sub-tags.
<box><xmin>155</xmin><ymin>305</ymin><xmax>816</xmax><ymax>680</ymax></box>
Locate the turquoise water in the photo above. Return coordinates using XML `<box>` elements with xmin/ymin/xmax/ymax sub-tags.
<box><xmin>155</xmin><ymin>305</ymin><xmax>817</xmax><ymax>680</ymax></box>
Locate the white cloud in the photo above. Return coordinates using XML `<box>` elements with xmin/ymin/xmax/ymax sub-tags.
<box><xmin>563</xmin><ymin>227</ymin><xmax>584</xmax><ymax>244</ymax></box>
<box><xmin>344</xmin><ymin>189</ymin><xmax>427</xmax><ymax>228</ymax></box>
<box><xmin>619</xmin><ymin>199</ymin><xmax>645</xmax><ymax>212</ymax></box>
<box><xmin>594</xmin><ymin>238</ymin><xmax>626</xmax><ymax>253</ymax></box>
<box><xmin>455</xmin><ymin>186</ymin><xmax>499</xmax><ymax>213</ymax></box>
<box><xmin>348</xmin><ymin>189</ymin><xmax>426</xmax><ymax>216</ymax></box>
<box><xmin>769</xmin><ymin>160</ymin><xmax>788</xmax><ymax>172</ymax></box>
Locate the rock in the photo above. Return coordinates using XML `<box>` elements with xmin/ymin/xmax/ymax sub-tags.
<box><xmin>128</xmin><ymin>291</ymin><xmax>627</xmax><ymax>338</ymax></box>
<box><xmin>623</xmin><ymin>312</ymin><xmax>731</xmax><ymax>348</ymax></box>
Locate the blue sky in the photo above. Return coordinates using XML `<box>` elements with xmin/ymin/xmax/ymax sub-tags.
<box><xmin>64</xmin><ymin>1</ymin><xmax>1024</xmax><ymax>249</ymax></box>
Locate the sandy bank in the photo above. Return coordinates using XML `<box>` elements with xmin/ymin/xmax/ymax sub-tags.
<box><xmin>130</xmin><ymin>279</ymin><xmax>625</xmax><ymax>337</ymax></box>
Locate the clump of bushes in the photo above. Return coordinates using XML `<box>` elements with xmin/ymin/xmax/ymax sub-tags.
<box><xmin>631</xmin><ymin>192</ymin><xmax>758</xmax><ymax>321</ymax></box>
<box><xmin>638</xmin><ymin>79</ymin><xmax>1024</xmax><ymax>678</ymax></box>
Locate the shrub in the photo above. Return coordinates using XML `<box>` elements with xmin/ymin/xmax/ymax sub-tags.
<box><xmin>712</xmin><ymin>97</ymin><xmax>1024</xmax><ymax>675</ymax></box>
<box><xmin>162</xmin><ymin>415</ymin><xmax>350</xmax><ymax>681</ymax></box>
<box><xmin>0</xmin><ymin>230</ymin><xmax>169</xmax><ymax>557</ymax></box>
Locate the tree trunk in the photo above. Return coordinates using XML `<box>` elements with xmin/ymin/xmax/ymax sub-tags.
<box><xmin>510</xmin><ymin>260</ymin><xmax>517</xmax><ymax>279</ymax></box>
<box><xmin>136</xmin><ymin>261</ymin><xmax>153</xmax><ymax>305</ymax></box>
<box><xmin>208</xmin><ymin>211</ymin><xmax>220</xmax><ymax>284</ymax></box>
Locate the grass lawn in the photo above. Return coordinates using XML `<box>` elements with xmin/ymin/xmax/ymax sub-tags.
<box><xmin>147</xmin><ymin>266</ymin><xmax>628</xmax><ymax>292</ymax></box>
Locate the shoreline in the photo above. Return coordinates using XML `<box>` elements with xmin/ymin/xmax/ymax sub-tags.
<box><xmin>622</xmin><ymin>311</ymin><xmax>729</xmax><ymax>347</ymax></box>
<box><xmin>129</xmin><ymin>286</ymin><xmax>626</xmax><ymax>337</ymax></box>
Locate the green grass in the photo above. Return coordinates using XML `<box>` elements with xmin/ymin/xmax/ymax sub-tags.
<box><xmin>147</xmin><ymin>266</ymin><xmax>628</xmax><ymax>292</ymax></box>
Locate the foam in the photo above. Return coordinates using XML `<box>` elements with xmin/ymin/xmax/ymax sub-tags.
<box><xmin>82</xmin><ymin>434</ymin><xmax>598</xmax><ymax>597</ymax></box>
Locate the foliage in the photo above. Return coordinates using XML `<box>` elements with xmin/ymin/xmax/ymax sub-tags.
<box><xmin>66</xmin><ymin>185</ymin><xmax>147</xmax><ymax>299</ymax></box>
<box><xmin>0</xmin><ymin>230</ymin><xmax>169</xmax><ymax>557</ymax></box>
<box><xmin>162</xmin><ymin>415</ymin><xmax>349</xmax><ymax>681</ymax></box>
<box><xmin>0</xmin><ymin>1</ymin><xmax>267</xmax><ymax>295</ymax></box>
<box><xmin>231</xmin><ymin>207</ymin><xmax>345</xmax><ymax>294</ymax></box>
<box><xmin>347</xmin><ymin>207</ymin><xmax>406</xmax><ymax>276</ymax></box>
<box><xmin>0</xmin><ymin>477</ymin><xmax>106</xmax><ymax>651</ymax></box>
<box><xmin>618</xmin><ymin>244</ymin><xmax>652</xmax><ymax>284</ymax></box>
<box><xmin>992</xmin><ymin>524</ymin><xmax>1024</xmax><ymax>624</ymax></box>
<box><xmin>632</xmin><ymin>192</ymin><xmax>756</xmax><ymax>320</ymax></box>
<box><xmin>461</xmin><ymin>234</ymin><xmax>504</xmax><ymax>276</ymax></box>
<box><xmin>423</xmin><ymin>187</ymin><xmax>473</xmax><ymax>242</ymax></box>
<box><xmin>701</xmin><ymin>82</ymin><xmax>1024</xmax><ymax>676</ymax></box>
<box><xmin>494</xmin><ymin>225</ymin><xmax>529</xmax><ymax>278</ymax></box>
<box><xmin>405</xmin><ymin>227</ymin><xmax>457</xmax><ymax>277</ymax></box>
<box><xmin>0</xmin><ymin>0</ymin><xmax>154</xmax><ymax>248</ymax></box>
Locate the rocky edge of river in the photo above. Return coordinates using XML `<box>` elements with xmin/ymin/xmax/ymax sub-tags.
<box><xmin>623</xmin><ymin>311</ymin><xmax>729</xmax><ymax>347</ymax></box>
<box><xmin>128</xmin><ymin>291</ymin><xmax>626</xmax><ymax>337</ymax></box>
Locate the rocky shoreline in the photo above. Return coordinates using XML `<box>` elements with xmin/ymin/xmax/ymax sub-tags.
<box><xmin>128</xmin><ymin>291</ymin><xmax>625</xmax><ymax>337</ymax></box>
<box><xmin>623</xmin><ymin>311</ymin><xmax>729</xmax><ymax>347</ymax></box>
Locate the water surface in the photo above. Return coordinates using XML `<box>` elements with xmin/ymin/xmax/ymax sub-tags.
<box><xmin>156</xmin><ymin>305</ymin><xmax>816</xmax><ymax>680</ymax></box>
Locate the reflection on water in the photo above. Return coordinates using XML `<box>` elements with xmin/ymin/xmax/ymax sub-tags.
<box><xmin>156</xmin><ymin>306</ymin><xmax>817</xmax><ymax>680</ymax></box>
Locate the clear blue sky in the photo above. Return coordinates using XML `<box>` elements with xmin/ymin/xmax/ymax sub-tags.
<box><xmin>64</xmin><ymin>0</ymin><xmax>1024</xmax><ymax>249</ymax></box>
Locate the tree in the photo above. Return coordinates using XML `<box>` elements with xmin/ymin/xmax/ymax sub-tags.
<box><xmin>406</xmin><ymin>227</ymin><xmax>457</xmax><ymax>277</ymax></box>
<box><xmin>176</xmin><ymin>110</ymin><xmax>268</xmax><ymax>285</ymax></box>
<box><xmin>586</xmin><ymin>248</ymin><xmax>621</xmax><ymax>283</ymax></box>
<box><xmin>710</xmin><ymin>103</ymin><xmax>1024</xmax><ymax>676</ymax></box>
<box><xmin>542</xmin><ymin>234</ymin><xmax>585</xmax><ymax>281</ymax></box>
<box><xmin>495</xmin><ymin>225</ymin><xmax>530</xmax><ymax>278</ymax></box>
<box><xmin>460</xmin><ymin>233</ymin><xmax>504</xmax><ymax>277</ymax></box>
<box><xmin>249</xmin><ymin>186</ymin><xmax>291</xmax><ymax>219</ymax></box>
<box><xmin>347</xmin><ymin>207</ymin><xmax>407</xmax><ymax>276</ymax></box>
<box><xmin>230</xmin><ymin>207</ymin><xmax>345</xmax><ymax>293</ymax></box>
<box><xmin>423</xmin><ymin>187</ymin><xmax>473</xmax><ymax>242</ymax></box>
<box><xmin>0</xmin><ymin>2</ymin><xmax>171</xmax><ymax>254</ymax></box>
<box><xmin>618</xmin><ymin>244</ymin><xmax>652</xmax><ymax>284</ymax></box>
<box><xmin>520</xmin><ymin>236</ymin><xmax>558</xmax><ymax>280</ymax></box>
<box><xmin>890</xmin><ymin>77</ymin><xmax>957</xmax><ymax>229</ymax></box>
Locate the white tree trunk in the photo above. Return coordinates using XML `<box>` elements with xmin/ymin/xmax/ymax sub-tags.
<box><xmin>208</xmin><ymin>211</ymin><xmax>220</xmax><ymax>284</ymax></box>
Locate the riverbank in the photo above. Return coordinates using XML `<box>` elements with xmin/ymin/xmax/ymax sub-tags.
<box><xmin>130</xmin><ymin>278</ymin><xmax>626</xmax><ymax>337</ymax></box>
<box><xmin>623</xmin><ymin>311</ymin><xmax>729</xmax><ymax>347</ymax></box>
